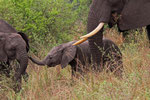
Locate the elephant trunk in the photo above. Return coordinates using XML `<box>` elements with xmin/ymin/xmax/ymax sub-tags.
<box><xmin>88</xmin><ymin>29</ymin><xmax>103</xmax><ymax>70</ymax></box>
<box><xmin>81</xmin><ymin>0</ymin><xmax>111</xmax><ymax>70</ymax></box>
<box><xmin>86</xmin><ymin>14</ymin><xmax>104</xmax><ymax>70</ymax></box>
<box><xmin>29</xmin><ymin>56</ymin><xmax>45</xmax><ymax>66</ymax></box>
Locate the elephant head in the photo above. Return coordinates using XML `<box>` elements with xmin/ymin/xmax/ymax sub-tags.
<box><xmin>29</xmin><ymin>41</ymin><xmax>77</xmax><ymax>68</ymax></box>
<box><xmin>73</xmin><ymin>0</ymin><xmax>150</xmax><ymax>68</ymax></box>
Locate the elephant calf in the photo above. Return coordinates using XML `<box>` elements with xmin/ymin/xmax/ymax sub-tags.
<box><xmin>0</xmin><ymin>19</ymin><xmax>29</xmax><ymax>92</ymax></box>
<box><xmin>29</xmin><ymin>38</ymin><xmax>123</xmax><ymax>77</ymax></box>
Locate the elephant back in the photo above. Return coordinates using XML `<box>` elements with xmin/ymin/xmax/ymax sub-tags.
<box><xmin>0</xmin><ymin>19</ymin><xmax>17</xmax><ymax>33</ymax></box>
<box><xmin>0</xmin><ymin>20</ymin><xmax>29</xmax><ymax>52</ymax></box>
<box><xmin>118</xmin><ymin>0</ymin><xmax>150</xmax><ymax>30</ymax></box>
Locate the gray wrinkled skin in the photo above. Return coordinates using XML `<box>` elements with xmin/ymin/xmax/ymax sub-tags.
<box><xmin>87</xmin><ymin>0</ymin><xmax>150</xmax><ymax>68</ymax></box>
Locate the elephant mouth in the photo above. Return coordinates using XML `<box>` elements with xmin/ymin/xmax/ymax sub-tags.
<box><xmin>73</xmin><ymin>22</ymin><xmax>104</xmax><ymax>45</ymax></box>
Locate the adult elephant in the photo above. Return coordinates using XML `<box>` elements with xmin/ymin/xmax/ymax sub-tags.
<box><xmin>0</xmin><ymin>19</ymin><xmax>29</xmax><ymax>92</ymax></box>
<box><xmin>73</xmin><ymin>0</ymin><xmax>150</xmax><ymax>69</ymax></box>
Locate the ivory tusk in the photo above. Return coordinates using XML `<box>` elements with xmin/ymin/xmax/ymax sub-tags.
<box><xmin>72</xmin><ymin>38</ymin><xmax>88</xmax><ymax>45</ymax></box>
<box><xmin>80</xmin><ymin>22</ymin><xmax>104</xmax><ymax>39</ymax></box>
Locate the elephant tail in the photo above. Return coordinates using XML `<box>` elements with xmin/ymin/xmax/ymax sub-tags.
<box><xmin>17</xmin><ymin>32</ymin><xmax>29</xmax><ymax>52</ymax></box>
<box><xmin>29</xmin><ymin>56</ymin><xmax>45</xmax><ymax>66</ymax></box>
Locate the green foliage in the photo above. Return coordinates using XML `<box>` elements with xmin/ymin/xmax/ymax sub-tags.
<box><xmin>0</xmin><ymin>0</ymin><xmax>90</xmax><ymax>51</ymax></box>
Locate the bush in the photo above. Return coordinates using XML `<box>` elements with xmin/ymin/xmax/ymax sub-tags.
<box><xmin>0</xmin><ymin>0</ymin><xmax>90</xmax><ymax>50</ymax></box>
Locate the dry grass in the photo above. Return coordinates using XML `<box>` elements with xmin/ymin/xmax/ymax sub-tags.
<box><xmin>0</xmin><ymin>28</ymin><xmax>150</xmax><ymax>100</ymax></box>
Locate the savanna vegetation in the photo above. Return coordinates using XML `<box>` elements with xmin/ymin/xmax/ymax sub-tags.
<box><xmin>0</xmin><ymin>0</ymin><xmax>150</xmax><ymax>100</ymax></box>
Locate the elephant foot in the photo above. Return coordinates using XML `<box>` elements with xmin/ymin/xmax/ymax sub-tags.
<box><xmin>13</xmin><ymin>85</ymin><xmax>21</xmax><ymax>93</ymax></box>
<box><xmin>12</xmin><ymin>74</ymin><xmax>22</xmax><ymax>93</ymax></box>
<box><xmin>90</xmin><ymin>61</ymin><xmax>104</xmax><ymax>72</ymax></box>
<box><xmin>13</xmin><ymin>79</ymin><xmax>22</xmax><ymax>93</ymax></box>
<box><xmin>110</xmin><ymin>64</ymin><xmax>123</xmax><ymax>79</ymax></box>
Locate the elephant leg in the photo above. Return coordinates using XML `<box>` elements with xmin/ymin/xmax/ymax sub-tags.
<box><xmin>0</xmin><ymin>62</ymin><xmax>11</xmax><ymax>77</ymax></box>
<box><xmin>5</xmin><ymin>61</ymin><xmax>12</xmax><ymax>77</ymax></box>
<box><xmin>146</xmin><ymin>25</ymin><xmax>150</xmax><ymax>43</ymax></box>
<box><xmin>10</xmin><ymin>62</ymin><xmax>21</xmax><ymax>93</ymax></box>
<box><xmin>108</xmin><ymin>59</ymin><xmax>123</xmax><ymax>78</ymax></box>
<box><xmin>87</xmin><ymin>18</ymin><xmax>103</xmax><ymax>71</ymax></box>
<box><xmin>0</xmin><ymin>62</ymin><xmax>5</xmax><ymax>75</ymax></box>
<box><xmin>70</xmin><ymin>60</ymin><xmax>77</xmax><ymax>78</ymax></box>
<box><xmin>113</xmin><ymin>61</ymin><xmax>123</xmax><ymax>79</ymax></box>
<box><xmin>71</xmin><ymin>65</ymin><xmax>84</xmax><ymax>79</ymax></box>
<box><xmin>14</xmin><ymin>62</ymin><xmax>28</xmax><ymax>82</ymax></box>
<box><xmin>13</xmin><ymin>76</ymin><xmax>22</xmax><ymax>93</ymax></box>
<box><xmin>70</xmin><ymin>60</ymin><xmax>84</xmax><ymax>78</ymax></box>
<box><xmin>103</xmin><ymin>58</ymin><xmax>122</xmax><ymax>78</ymax></box>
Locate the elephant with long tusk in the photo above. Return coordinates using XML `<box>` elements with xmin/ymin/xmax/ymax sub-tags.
<box><xmin>73</xmin><ymin>0</ymin><xmax>150</xmax><ymax>68</ymax></box>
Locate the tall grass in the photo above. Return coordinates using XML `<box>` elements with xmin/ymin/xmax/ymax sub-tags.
<box><xmin>0</xmin><ymin>27</ymin><xmax>150</xmax><ymax>100</ymax></box>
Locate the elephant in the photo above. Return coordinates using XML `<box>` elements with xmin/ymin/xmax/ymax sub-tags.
<box><xmin>29</xmin><ymin>38</ymin><xmax>123</xmax><ymax>77</ymax></box>
<box><xmin>73</xmin><ymin>0</ymin><xmax>150</xmax><ymax>68</ymax></box>
<box><xmin>0</xmin><ymin>19</ymin><xmax>29</xmax><ymax>92</ymax></box>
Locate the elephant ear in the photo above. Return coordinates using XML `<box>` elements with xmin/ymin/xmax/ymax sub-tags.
<box><xmin>0</xmin><ymin>34</ymin><xmax>7</xmax><ymax>61</ymax></box>
<box><xmin>118</xmin><ymin>0</ymin><xmax>150</xmax><ymax>31</ymax></box>
<box><xmin>17</xmin><ymin>32</ymin><xmax>29</xmax><ymax>52</ymax></box>
<box><xmin>0</xmin><ymin>19</ymin><xmax>17</xmax><ymax>33</ymax></box>
<box><xmin>61</xmin><ymin>45</ymin><xmax>76</xmax><ymax>69</ymax></box>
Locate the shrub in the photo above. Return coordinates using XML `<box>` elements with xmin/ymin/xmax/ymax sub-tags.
<box><xmin>0</xmin><ymin>0</ymin><xmax>90</xmax><ymax>50</ymax></box>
